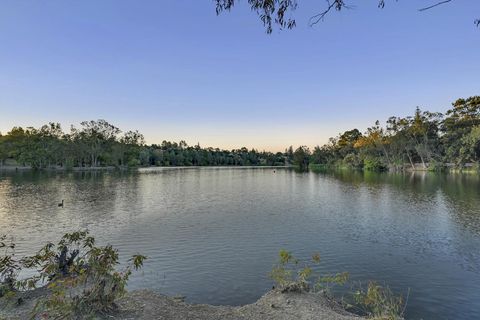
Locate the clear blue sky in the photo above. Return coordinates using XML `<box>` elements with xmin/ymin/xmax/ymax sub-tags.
<box><xmin>0</xmin><ymin>0</ymin><xmax>479</xmax><ymax>151</ymax></box>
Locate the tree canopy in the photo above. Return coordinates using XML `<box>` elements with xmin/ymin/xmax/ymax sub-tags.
<box><xmin>1</xmin><ymin>96</ymin><xmax>479</xmax><ymax>171</ymax></box>
<box><xmin>0</xmin><ymin>120</ymin><xmax>290</xmax><ymax>169</ymax></box>
<box><xmin>310</xmin><ymin>96</ymin><xmax>480</xmax><ymax>171</ymax></box>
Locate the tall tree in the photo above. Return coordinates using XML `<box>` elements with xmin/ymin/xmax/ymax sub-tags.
<box><xmin>70</xmin><ymin>120</ymin><xmax>121</xmax><ymax>167</ymax></box>
<box><xmin>293</xmin><ymin>146</ymin><xmax>310</xmax><ymax>170</ymax></box>
<box><xmin>406</xmin><ymin>108</ymin><xmax>442</xmax><ymax>168</ymax></box>
<box><xmin>442</xmin><ymin>96</ymin><xmax>480</xmax><ymax>165</ymax></box>
<box><xmin>460</xmin><ymin>126</ymin><xmax>480</xmax><ymax>163</ymax></box>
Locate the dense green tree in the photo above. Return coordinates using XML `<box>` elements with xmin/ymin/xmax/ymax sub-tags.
<box><xmin>0</xmin><ymin>133</ymin><xmax>7</xmax><ymax>166</ymax></box>
<box><xmin>442</xmin><ymin>96</ymin><xmax>480</xmax><ymax>165</ymax></box>
<box><xmin>2</xmin><ymin>96</ymin><xmax>480</xmax><ymax>172</ymax></box>
<box><xmin>459</xmin><ymin>126</ymin><xmax>480</xmax><ymax>163</ymax></box>
<box><xmin>72</xmin><ymin>120</ymin><xmax>121</xmax><ymax>167</ymax></box>
<box><xmin>310</xmin><ymin>96</ymin><xmax>480</xmax><ymax>171</ymax></box>
<box><xmin>353</xmin><ymin>121</ymin><xmax>391</xmax><ymax>169</ymax></box>
<box><xmin>311</xmin><ymin>145</ymin><xmax>333</xmax><ymax>165</ymax></box>
<box><xmin>293</xmin><ymin>146</ymin><xmax>310</xmax><ymax>170</ymax></box>
<box><xmin>385</xmin><ymin>116</ymin><xmax>414</xmax><ymax>169</ymax></box>
<box><xmin>406</xmin><ymin>108</ymin><xmax>443</xmax><ymax>168</ymax></box>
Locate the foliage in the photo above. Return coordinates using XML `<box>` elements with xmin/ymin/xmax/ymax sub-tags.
<box><xmin>214</xmin><ymin>0</ymin><xmax>478</xmax><ymax>33</ymax></box>
<box><xmin>459</xmin><ymin>126</ymin><xmax>480</xmax><ymax>164</ymax></box>
<box><xmin>2</xmin><ymin>95</ymin><xmax>480</xmax><ymax>173</ymax></box>
<box><xmin>427</xmin><ymin>159</ymin><xmax>446</xmax><ymax>172</ymax></box>
<box><xmin>143</xmin><ymin>142</ymin><xmax>289</xmax><ymax>167</ymax></box>
<box><xmin>0</xmin><ymin>231</ymin><xmax>146</xmax><ymax>319</ymax></box>
<box><xmin>0</xmin><ymin>236</ymin><xmax>19</xmax><ymax>297</ymax></box>
<box><xmin>269</xmin><ymin>250</ymin><xmax>348</xmax><ymax>293</ymax></box>
<box><xmin>293</xmin><ymin>146</ymin><xmax>310</xmax><ymax>171</ymax></box>
<box><xmin>269</xmin><ymin>250</ymin><xmax>405</xmax><ymax>320</ymax></box>
<box><xmin>310</xmin><ymin>96</ymin><xmax>480</xmax><ymax>172</ymax></box>
<box><xmin>363</xmin><ymin>157</ymin><xmax>387</xmax><ymax>172</ymax></box>
<box><xmin>215</xmin><ymin>0</ymin><xmax>297</xmax><ymax>34</ymax></box>
<box><xmin>0</xmin><ymin>120</ymin><xmax>291</xmax><ymax>169</ymax></box>
<box><xmin>0</xmin><ymin>120</ymin><xmax>144</xmax><ymax>169</ymax></box>
<box><xmin>349</xmin><ymin>281</ymin><xmax>407</xmax><ymax>320</ymax></box>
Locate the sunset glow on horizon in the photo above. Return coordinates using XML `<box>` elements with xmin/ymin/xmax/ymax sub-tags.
<box><xmin>1</xmin><ymin>1</ymin><xmax>479</xmax><ymax>151</ymax></box>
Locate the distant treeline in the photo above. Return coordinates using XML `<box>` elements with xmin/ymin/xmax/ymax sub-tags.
<box><xmin>304</xmin><ymin>95</ymin><xmax>480</xmax><ymax>171</ymax></box>
<box><xmin>0</xmin><ymin>96</ymin><xmax>479</xmax><ymax>171</ymax></box>
<box><xmin>0</xmin><ymin>120</ymin><xmax>290</xmax><ymax>169</ymax></box>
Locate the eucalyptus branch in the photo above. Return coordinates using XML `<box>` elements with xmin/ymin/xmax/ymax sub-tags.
<box><xmin>418</xmin><ymin>0</ymin><xmax>452</xmax><ymax>12</ymax></box>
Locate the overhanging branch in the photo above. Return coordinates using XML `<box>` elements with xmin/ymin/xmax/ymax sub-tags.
<box><xmin>418</xmin><ymin>0</ymin><xmax>453</xmax><ymax>12</ymax></box>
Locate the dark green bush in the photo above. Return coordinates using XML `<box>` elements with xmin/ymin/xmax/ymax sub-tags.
<box><xmin>0</xmin><ymin>231</ymin><xmax>146</xmax><ymax>319</ymax></box>
<box><xmin>363</xmin><ymin>157</ymin><xmax>388</xmax><ymax>171</ymax></box>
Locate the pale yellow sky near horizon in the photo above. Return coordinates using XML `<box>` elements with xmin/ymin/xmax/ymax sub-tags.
<box><xmin>0</xmin><ymin>118</ymin><xmax>360</xmax><ymax>153</ymax></box>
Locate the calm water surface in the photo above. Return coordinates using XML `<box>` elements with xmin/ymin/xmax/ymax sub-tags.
<box><xmin>1</xmin><ymin>167</ymin><xmax>480</xmax><ymax>319</ymax></box>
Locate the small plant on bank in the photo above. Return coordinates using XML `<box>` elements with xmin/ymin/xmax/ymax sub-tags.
<box><xmin>0</xmin><ymin>231</ymin><xmax>147</xmax><ymax>319</ymax></box>
<box><xmin>0</xmin><ymin>235</ymin><xmax>20</xmax><ymax>298</ymax></box>
<box><xmin>349</xmin><ymin>281</ymin><xmax>407</xmax><ymax>320</ymax></box>
<box><xmin>269</xmin><ymin>250</ymin><xmax>406</xmax><ymax>320</ymax></box>
<box><xmin>269</xmin><ymin>250</ymin><xmax>349</xmax><ymax>293</ymax></box>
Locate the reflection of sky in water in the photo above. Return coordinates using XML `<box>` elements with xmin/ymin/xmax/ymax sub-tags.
<box><xmin>1</xmin><ymin>168</ymin><xmax>480</xmax><ymax>320</ymax></box>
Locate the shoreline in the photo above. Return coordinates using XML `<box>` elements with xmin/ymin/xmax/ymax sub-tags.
<box><xmin>309</xmin><ymin>163</ymin><xmax>479</xmax><ymax>174</ymax></box>
<box><xmin>1</xmin><ymin>164</ymin><xmax>479</xmax><ymax>174</ymax></box>
<box><xmin>0</xmin><ymin>165</ymin><xmax>291</xmax><ymax>172</ymax></box>
<box><xmin>0</xmin><ymin>288</ymin><xmax>363</xmax><ymax>320</ymax></box>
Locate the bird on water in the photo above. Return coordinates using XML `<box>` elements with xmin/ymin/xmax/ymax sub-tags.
<box><xmin>58</xmin><ymin>200</ymin><xmax>64</xmax><ymax>207</ymax></box>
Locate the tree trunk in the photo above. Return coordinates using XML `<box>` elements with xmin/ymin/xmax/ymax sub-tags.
<box><xmin>419</xmin><ymin>154</ymin><xmax>427</xmax><ymax>169</ymax></box>
<box><xmin>405</xmin><ymin>149</ymin><xmax>415</xmax><ymax>170</ymax></box>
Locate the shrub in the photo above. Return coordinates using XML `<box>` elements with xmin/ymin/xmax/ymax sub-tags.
<box><xmin>269</xmin><ymin>250</ymin><xmax>406</xmax><ymax>320</ymax></box>
<box><xmin>427</xmin><ymin>160</ymin><xmax>446</xmax><ymax>172</ymax></box>
<box><xmin>363</xmin><ymin>157</ymin><xmax>388</xmax><ymax>171</ymax></box>
<box><xmin>343</xmin><ymin>153</ymin><xmax>363</xmax><ymax>169</ymax></box>
<box><xmin>269</xmin><ymin>250</ymin><xmax>348</xmax><ymax>293</ymax></box>
<box><xmin>0</xmin><ymin>235</ymin><xmax>21</xmax><ymax>298</ymax></box>
<box><xmin>0</xmin><ymin>231</ymin><xmax>147</xmax><ymax>319</ymax></box>
<box><xmin>349</xmin><ymin>281</ymin><xmax>407</xmax><ymax>320</ymax></box>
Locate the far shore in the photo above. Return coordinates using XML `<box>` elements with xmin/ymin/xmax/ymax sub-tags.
<box><xmin>1</xmin><ymin>163</ymin><xmax>478</xmax><ymax>174</ymax></box>
<box><xmin>0</xmin><ymin>165</ymin><xmax>291</xmax><ymax>172</ymax></box>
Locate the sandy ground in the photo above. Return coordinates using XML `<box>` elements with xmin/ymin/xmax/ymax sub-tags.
<box><xmin>1</xmin><ymin>288</ymin><xmax>362</xmax><ymax>320</ymax></box>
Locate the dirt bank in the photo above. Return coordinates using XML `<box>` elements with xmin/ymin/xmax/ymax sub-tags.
<box><xmin>114</xmin><ymin>289</ymin><xmax>362</xmax><ymax>320</ymax></box>
<box><xmin>1</xmin><ymin>288</ymin><xmax>362</xmax><ymax>320</ymax></box>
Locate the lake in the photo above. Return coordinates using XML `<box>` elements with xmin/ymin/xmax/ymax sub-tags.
<box><xmin>1</xmin><ymin>167</ymin><xmax>479</xmax><ymax>319</ymax></box>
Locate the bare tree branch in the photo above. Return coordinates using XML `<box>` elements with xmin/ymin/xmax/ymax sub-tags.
<box><xmin>309</xmin><ymin>1</ymin><xmax>339</xmax><ymax>26</ymax></box>
<box><xmin>418</xmin><ymin>0</ymin><xmax>452</xmax><ymax>12</ymax></box>
<box><xmin>215</xmin><ymin>0</ymin><xmax>477</xmax><ymax>33</ymax></box>
<box><xmin>309</xmin><ymin>0</ymin><xmax>353</xmax><ymax>26</ymax></box>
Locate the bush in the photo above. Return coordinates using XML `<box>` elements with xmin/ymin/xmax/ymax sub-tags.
<box><xmin>0</xmin><ymin>231</ymin><xmax>146</xmax><ymax>319</ymax></box>
<box><xmin>269</xmin><ymin>250</ymin><xmax>405</xmax><ymax>320</ymax></box>
<box><xmin>343</xmin><ymin>153</ymin><xmax>363</xmax><ymax>169</ymax></box>
<box><xmin>0</xmin><ymin>235</ymin><xmax>20</xmax><ymax>297</ymax></box>
<box><xmin>427</xmin><ymin>160</ymin><xmax>446</xmax><ymax>172</ymax></box>
<box><xmin>469</xmin><ymin>161</ymin><xmax>480</xmax><ymax>172</ymax></box>
<box><xmin>269</xmin><ymin>250</ymin><xmax>348</xmax><ymax>293</ymax></box>
<box><xmin>363</xmin><ymin>157</ymin><xmax>388</xmax><ymax>171</ymax></box>
<box><xmin>349</xmin><ymin>281</ymin><xmax>407</xmax><ymax>320</ymax></box>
